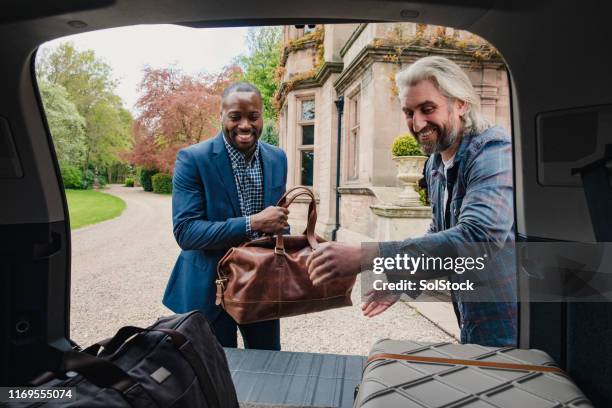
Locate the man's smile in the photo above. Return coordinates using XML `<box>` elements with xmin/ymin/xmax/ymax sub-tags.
<box><xmin>234</xmin><ymin>131</ymin><xmax>255</xmax><ymax>144</ymax></box>
<box><xmin>416</xmin><ymin>126</ymin><xmax>437</xmax><ymax>144</ymax></box>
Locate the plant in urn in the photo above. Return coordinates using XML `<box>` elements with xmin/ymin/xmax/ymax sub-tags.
<box><xmin>391</xmin><ymin>134</ymin><xmax>428</xmax><ymax>207</ymax></box>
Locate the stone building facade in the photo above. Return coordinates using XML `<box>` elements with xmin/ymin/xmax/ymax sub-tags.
<box><xmin>276</xmin><ymin>23</ymin><xmax>510</xmax><ymax>243</ymax></box>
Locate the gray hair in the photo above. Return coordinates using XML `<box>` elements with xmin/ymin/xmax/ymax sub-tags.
<box><xmin>395</xmin><ymin>56</ymin><xmax>490</xmax><ymax>135</ymax></box>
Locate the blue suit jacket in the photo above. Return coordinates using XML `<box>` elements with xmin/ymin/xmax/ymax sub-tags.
<box><xmin>163</xmin><ymin>132</ymin><xmax>288</xmax><ymax>321</ymax></box>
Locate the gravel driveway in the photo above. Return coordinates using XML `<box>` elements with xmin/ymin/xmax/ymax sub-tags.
<box><xmin>70</xmin><ymin>185</ymin><xmax>454</xmax><ymax>354</ymax></box>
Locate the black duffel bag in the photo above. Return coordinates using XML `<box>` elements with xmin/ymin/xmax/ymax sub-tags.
<box><xmin>20</xmin><ymin>311</ymin><xmax>238</xmax><ymax>407</ymax></box>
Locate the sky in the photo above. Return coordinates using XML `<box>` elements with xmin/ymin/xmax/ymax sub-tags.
<box><xmin>38</xmin><ymin>24</ymin><xmax>250</xmax><ymax>112</ymax></box>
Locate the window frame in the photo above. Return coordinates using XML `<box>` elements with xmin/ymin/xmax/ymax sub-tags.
<box><xmin>296</xmin><ymin>96</ymin><xmax>316</xmax><ymax>187</ymax></box>
<box><xmin>346</xmin><ymin>89</ymin><xmax>361</xmax><ymax>182</ymax></box>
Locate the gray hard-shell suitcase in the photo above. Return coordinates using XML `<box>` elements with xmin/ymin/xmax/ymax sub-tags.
<box><xmin>354</xmin><ymin>339</ymin><xmax>593</xmax><ymax>408</ymax></box>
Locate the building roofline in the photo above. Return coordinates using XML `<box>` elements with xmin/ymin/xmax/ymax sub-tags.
<box><xmin>333</xmin><ymin>44</ymin><xmax>504</xmax><ymax>94</ymax></box>
<box><xmin>339</xmin><ymin>23</ymin><xmax>368</xmax><ymax>58</ymax></box>
<box><xmin>275</xmin><ymin>61</ymin><xmax>343</xmax><ymax>106</ymax></box>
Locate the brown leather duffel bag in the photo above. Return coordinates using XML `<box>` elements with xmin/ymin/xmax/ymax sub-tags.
<box><xmin>215</xmin><ymin>186</ymin><xmax>356</xmax><ymax>324</ymax></box>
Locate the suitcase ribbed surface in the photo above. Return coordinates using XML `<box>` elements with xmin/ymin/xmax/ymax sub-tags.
<box><xmin>355</xmin><ymin>340</ymin><xmax>593</xmax><ymax>408</ymax></box>
<box><xmin>225</xmin><ymin>348</ymin><xmax>365</xmax><ymax>408</ymax></box>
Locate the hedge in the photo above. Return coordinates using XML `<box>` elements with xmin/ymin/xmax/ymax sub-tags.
<box><xmin>82</xmin><ymin>169</ymin><xmax>95</xmax><ymax>189</ymax></box>
<box><xmin>61</xmin><ymin>165</ymin><xmax>84</xmax><ymax>189</ymax></box>
<box><xmin>139</xmin><ymin>168</ymin><xmax>158</xmax><ymax>192</ymax></box>
<box><xmin>96</xmin><ymin>173</ymin><xmax>107</xmax><ymax>187</ymax></box>
<box><xmin>152</xmin><ymin>173</ymin><xmax>173</xmax><ymax>194</ymax></box>
<box><xmin>61</xmin><ymin>165</ymin><xmax>108</xmax><ymax>189</ymax></box>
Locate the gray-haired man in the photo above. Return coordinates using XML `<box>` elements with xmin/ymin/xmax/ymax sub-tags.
<box><xmin>307</xmin><ymin>56</ymin><xmax>517</xmax><ymax>347</ymax></box>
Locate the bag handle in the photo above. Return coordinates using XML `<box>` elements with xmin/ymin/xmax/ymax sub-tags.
<box><xmin>84</xmin><ymin>326</ymin><xmax>187</xmax><ymax>356</ymax></box>
<box><xmin>274</xmin><ymin>186</ymin><xmax>318</xmax><ymax>253</ymax></box>
<box><xmin>30</xmin><ymin>350</ymin><xmax>139</xmax><ymax>391</ymax></box>
<box><xmin>216</xmin><ymin>187</ymin><xmax>319</xmax><ymax>293</ymax></box>
<box><xmin>28</xmin><ymin>351</ymin><xmax>130</xmax><ymax>388</ymax></box>
<box><xmin>61</xmin><ymin>350</ymin><xmax>139</xmax><ymax>392</ymax></box>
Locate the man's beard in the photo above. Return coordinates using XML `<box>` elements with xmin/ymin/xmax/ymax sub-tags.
<box><xmin>415</xmin><ymin>120</ymin><xmax>462</xmax><ymax>155</ymax></box>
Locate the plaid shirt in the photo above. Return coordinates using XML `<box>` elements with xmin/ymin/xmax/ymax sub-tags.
<box><xmin>223</xmin><ymin>136</ymin><xmax>264</xmax><ymax>240</ymax></box>
<box><xmin>380</xmin><ymin>126</ymin><xmax>517</xmax><ymax>346</ymax></box>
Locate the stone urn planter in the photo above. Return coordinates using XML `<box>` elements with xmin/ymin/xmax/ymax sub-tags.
<box><xmin>392</xmin><ymin>155</ymin><xmax>428</xmax><ymax>207</ymax></box>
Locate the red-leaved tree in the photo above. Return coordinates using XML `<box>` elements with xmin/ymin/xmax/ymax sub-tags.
<box><xmin>126</xmin><ymin>65</ymin><xmax>242</xmax><ymax>173</ymax></box>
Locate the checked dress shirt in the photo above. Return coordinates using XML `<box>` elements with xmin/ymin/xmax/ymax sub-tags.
<box><xmin>223</xmin><ymin>136</ymin><xmax>264</xmax><ymax>240</ymax></box>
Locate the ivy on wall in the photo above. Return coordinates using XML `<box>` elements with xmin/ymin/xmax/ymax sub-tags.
<box><xmin>374</xmin><ymin>23</ymin><xmax>501</xmax><ymax>62</ymax></box>
<box><xmin>273</xmin><ymin>26</ymin><xmax>325</xmax><ymax>110</ymax></box>
<box><xmin>279</xmin><ymin>26</ymin><xmax>325</xmax><ymax>66</ymax></box>
<box><xmin>274</xmin><ymin>23</ymin><xmax>501</xmax><ymax>107</ymax></box>
<box><xmin>374</xmin><ymin>23</ymin><xmax>502</xmax><ymax>99</ymax></box>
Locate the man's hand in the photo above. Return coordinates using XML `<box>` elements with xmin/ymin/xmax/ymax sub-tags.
<box><xmin>306</xmin><ymin>242</ymin><xmax>362</xmax><ymax>286</ymax></box>
<box><xmin>362</xmin><ymin>289</ymin><xmax>400</xmax><ymax>318</ymax></box>
<box><xmin>250</xmin><ymin>206</ymin><xmax>289</xmax><ymax>234</ymax></box>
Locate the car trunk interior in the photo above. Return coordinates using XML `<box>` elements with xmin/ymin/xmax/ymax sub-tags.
<box><xmin>1</xmin><ymin>0</ymin><xmax>611</xmax><ymax>406</ymax></box>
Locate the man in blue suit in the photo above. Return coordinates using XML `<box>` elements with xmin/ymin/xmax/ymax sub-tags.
<box><xmin>163</xmin><ymin>82</ymin><xmax>289</xmax><ymax>350</ymax></box>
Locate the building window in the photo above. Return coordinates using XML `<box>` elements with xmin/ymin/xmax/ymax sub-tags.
<box><xmin>347</xmin><ymin>92</ymin><xmax>360</xmax><ymax>180</ymax></box>
<box><xmin>298</xmin><ymin>98</ymin><xmax>315</xmax><ymax>186</ymax></box>
<box><xmin>304</xmin><ymin>25</ymin><xmax>317</xmax><ymax>34</ymax></box>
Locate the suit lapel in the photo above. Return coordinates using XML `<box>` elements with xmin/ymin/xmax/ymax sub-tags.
<box><xmin>260</xmin><ymin>143</ymin><xmax>275</xmax><ymax>207</ymax></box>
<box><xmin>212</xmin><ymin>133</ymin><xmax>241</xmax><ymax>216</ymax></box>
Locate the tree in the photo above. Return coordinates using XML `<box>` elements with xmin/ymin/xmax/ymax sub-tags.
<box><xmin>127</xmin><ymin>65</ymin><xmax>242</xmax><ymax>173</ymax></box>
<box><xmin>36</xmin><ymin>42</ymin><xmax>133</xmax><ymax>176</ymax></box>
<box><xmin>235</xmin><ymin>27</ymin><xmax>283</xmax><ymax>122</ymax></box>
<box><xmin>37</xmin><ymin>80</ymin><xmax>86</xmax><ymax>167</ymax></box>
<box><xmin>37</xmin><ymin>43</ymin><xmax>117</xmax><ymax>115</ymax></box>
<box><xmin>85</xmin><ymin>98</ymin><xmax>133</xmax><ymax>181</ymax></box>
<box><xmin>260</xmin><ymin>123</ymin><xmax>279</xmax><ymax>146</ymax></box>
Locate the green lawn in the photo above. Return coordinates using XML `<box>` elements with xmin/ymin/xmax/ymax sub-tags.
<box><xmin>65</xmin><ymin>189</ymin><xmax>126</xmax><ymax>229</ymax></box>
